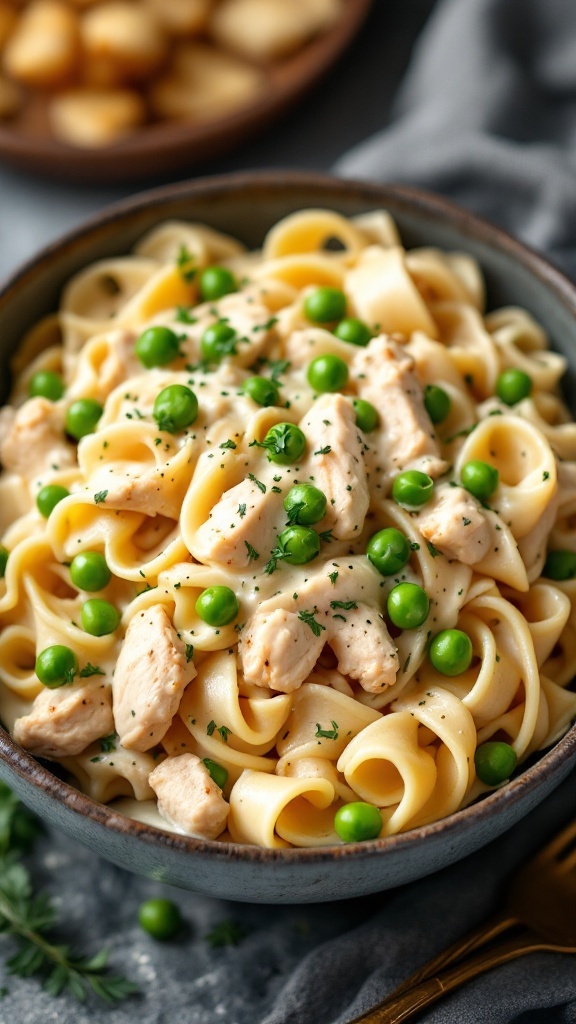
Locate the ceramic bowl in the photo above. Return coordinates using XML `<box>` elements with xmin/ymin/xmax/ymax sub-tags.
<box><xmin>0</xmin><ymin>0</ymin><xmax>371</xmax><ymax>184</ymax></box>
<box><xmin>0</xmin><ymin>172</ymin><xmax>575</xmax><ymax>903</ymax></box>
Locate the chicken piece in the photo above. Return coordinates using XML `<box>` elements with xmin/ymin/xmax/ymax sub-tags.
<box><xmin>191</xmin><ymin>477</ymin><xmax>280</xmax><ymax>568</ymax></box>
<box><xmin>0</xmin><ymin>398</ymin><xmax>75</xmax><ymax>479</ymax></box>
<box><xmin>240</xmin><ymin>605</ymin><xmax>324</xmax><ymax>692</ymax></box>
<box><xmin>94</xmin><ymin>328</ymin><xmax>140</xmax><ymax>398</ymax></box>
<box><xmin>13</xmin><ymin>679</ymin><xmax>113</xmax><ymax>759</ymax></box>
<box><xmin>299</xmin><ymin>394</ymin><xmax>369</xmax><ymax>540</ymax></box>
<box><xmin>350</xmin><ymin>337</ymin><xmax>446</xmax><ymax>479</ymax></box>
<box><xmin>240</xmin><ymin>564</ymin><xmax>398</xmax><ymax>694</ymax></box>
<box><xmin>149</xmin><ymin>753</ymin><xmax>228</xmax><ymax>840</ymax></box>
<box><xmin>329</xmin><ymin>602</ymin><xmax>399</xmax><ymax>692</ymax></box>
<box><xmin>113</xmin><ymin>604</ymin><xmax>196</xmax><ymax>751</ymax></box>
<box><xmin>102</xmin><ymin>466</ymin><xmax>185</xmax><ymax>521</ymax></box>
<box><xmin>415</xmin><ymin>484</ymin><xmax>492</xmax><ymax>564</ymax></box>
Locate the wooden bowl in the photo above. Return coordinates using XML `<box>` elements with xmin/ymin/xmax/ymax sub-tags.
<box><xmin>1</xmin><ymin>171</ymin><xmax>575</xmax><ymax>902</ymax></box>
<box><xmin>0</xmin><ymin>0</ymin><xmax>371</xmax><ymax>183</ymax></box>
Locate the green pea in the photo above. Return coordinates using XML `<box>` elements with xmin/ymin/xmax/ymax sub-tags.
<box><xmin>35</xmin><ymin>645</ymin><xmax>78</xmax><ymax>688</ymax></box>
<box><xmin>196</xmin><ymin>585</ymin><xmax>239</xmax><ymax>627</ymax></box>
<box><xmin>0</xmin><ymin>546</ymin><xmax>8</xmax><ymax>578</ymax></box>
<box><xmin>283</xmin><ymin>484</ymin><xmax>327</xmax><ymax>526</ymax></box>
<box><xmin>424</xmin><ymin>384</ymin><xmax>451</xmax><ymax>425</ymax></box>
<box><xmin>495</xmin><ymin>369</ymin><xmax>532</xmax><ymax>405</ymax></box>
<box><xmin>278</xmin><ymin>525</ymin><xmax>320</xmax><ymax>565</ymax></box>
<box><xmin>29</xmin><ymin>370</ymin><xmax>65</xmax><ymax>402</ymax></box>
<box><xmin>81</xmin><ymin>598</ymin><xmax>119</xmax><ymax>636</ymax></box>
<box><xmin>387</xmin><ymin>582</ymin><xmax>429</xmax><ymax>629</ymax></box>
<box><xmin>202</xmin><ymin>758</ymin><xmax>228</xmax><ymax>790</ymax></box>
<box><xmin>304</xmin><ymin>286</ymin><xmax>347</xmax><ymax>324</ymax></box>
<box><xmin>153</xmin><ymin>384</ymin><xmax>198</xmax><ymax>433</ymax></box>
<box><xmin>199</xmin><ymin>266</ymin><xmax>237</xmax><ymax>302</ymax></box>
<box><xmin>334</xmin><ymin>802</ymin><xmax>382</xmax><ymax>843</ymax></box>
<box><xmin>70</xmin><ymin>551</ymin><xmax>111</xmax><ymax>592</ymax></box>
<box><xmin>65</xmin><ymin>398</ymin><xmax>103</xmax><ymax>440</ymax></box>
<box><xmin>201</xmin><ymin>322</ymin><xmax>237</xmax><ymax>363</ymax></box>
<box><xmin>474</xmin><ymin>741</ymin><xmax>517</xmax><ymax>786</ymax></box>
<box><xmin>242</xmin><ymin>376</ymin><xmax>280</xmax><ymax>407</ymax></box>
<box><xmin>37</xmin><ymin>484</ymin><xmax>69</xmax><ymax>519</ymax></box>
<box><xmin>460</xmin><ymin>460</ymin><xmax>499</xmax><ymax>501</ymax></box>
<box><xmin>307</xmin><ymin>354</ymin><xmax>349</xmax><ymax>393</ymax></box>
<box><xmin>367</xmin><ymin>528</ymin><xmax>410</xmax><ymax>576</ymax></box>
<box><xmin>136</xmin><ymin>325</ymin><xmax>180</xmax><ymax>368</ymax></box>
<box><xmin>353</xmin><ymin>398</ymin><xmax>379</xmax><ymax>432</ymax></box>
<box><xmin>138</xmin><ymin>898</ymin><xmax>182</xmax><ymax>941</ymax></box>
<box><xmin>392</xmin><ymin>470</ymin><xmax>434</xmax><ymax>509</ymax></box>
<box><xmin>260</xmin><ymin>422</ymin><xmax>306</xmax><ymax>465</ymax></box>
<box><xmin>334</xmin><ymin>317</ymin><xmax>371</xmax><ymax>347</ymax></box>
<box><xmin>543</xmin><ymin>550</ymin><xmax>576</xmax><ymax>580</ymax></box>
<box><xmin>429</xmin><ymin>629</ymin><xmax>473</xmax><ymax>676</ymax></box>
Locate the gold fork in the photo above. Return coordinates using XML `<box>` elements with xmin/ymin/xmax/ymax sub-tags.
<box><xmin>348</xmin><ymin>816</ymin><xmax>576</xmax><ymax>1024</ymax></box>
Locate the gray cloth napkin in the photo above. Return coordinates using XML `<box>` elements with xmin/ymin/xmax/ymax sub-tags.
<box><xmin>2</xmin><ymin>1</ymin><xmax>576</xmax><ymax>1022</ymax></box>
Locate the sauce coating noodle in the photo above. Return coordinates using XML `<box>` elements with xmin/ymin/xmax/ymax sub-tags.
<box><xmin>0</xmin><ymin>207</ymin><xmax>575</xmax><ymax>847</ymax></box>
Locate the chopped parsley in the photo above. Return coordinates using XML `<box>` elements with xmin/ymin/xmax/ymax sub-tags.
<box><xmin>100</xmin><ymin>732</ymin><xmax>117</xmax><ymax>753</ymax></box>
<box><xmin>237</xmin><ymin>503</ymin><xmax>247</xmax><ymax>518</ymax></box>
<box><xmin>298</xmin><ymin>608</ymin><xmax>325</xmax><ymax>637</ymax></box>
<box><xmin>185</xmin><ymin>644</ymin><xmax>194</xmax><ymax>663</ymax></box>
<box><xmin>248</xmin><ymin>473</ymin><xmax>266</xmax><ymax>494</ymax></box>
<box><xmin>176</xmin><ymin>244</ymin><xmax>196</xmax><ymax>282</ymax></box>
<box><xmin>328</xmin><ymin>570</ymin><xmax>339</xmax><ymax>586</ymax></box>
<box><xmin>220</xmin><ymin>440</ymin><xmax>237</xmax><ymax>450</ymax></box>
<box><xmin>245</xmin><ymin>541</ymin><xmax>260</xmax><ymax>562</ymax></box>
<box><xmin>330</xmin><ymin>600</ymin><xmax>358</xmax><ymax>610</ymax></box>
<box><xmin>78</xmin><ymin>663</ymin><xmax>105</xmax><ymax>677</ymax></box>
<box><xmin>313</xmin><ymin>445</ymin><xmax>332</xmax><ymax>456</ymax></box>
<box><xmin>93</xmin><ymin>490</ymin><xmax>108</xmax><ymax>504</ymax></box>
<box><xmin>315</xmin><ymin>721</ymin><xmax>339</xmax><ymax>740</ymax></box>
<box><xmin>175</xmin><ymin>305</ymin><xmax>197</xmax><ymax>324</ymax></box>
<box><xmin>206</xmin><ymin>921</ymin><xmax>246</xmax><ymax>948</ymax></box>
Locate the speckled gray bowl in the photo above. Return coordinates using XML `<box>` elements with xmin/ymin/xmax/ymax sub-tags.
<box><xmin>0</xmin><ymin>172</ymin><xmax>575</xmax><ymax>903</ymax></box>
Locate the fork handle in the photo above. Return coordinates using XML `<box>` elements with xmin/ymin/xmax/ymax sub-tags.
<box><xmin>376</xmin><ymin>910</ymin><xmax>516</xmax><ymax>1000</ymax></box>
<box><xmin>349</xmin><ymin>931</ymin><xmax>549</xmax><ymax>1024</ymax></box>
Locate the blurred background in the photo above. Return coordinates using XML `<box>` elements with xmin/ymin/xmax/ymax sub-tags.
<box><xmin>0</xmin><ymin>0</ymin><xmax>438</xmax><ymax>276</ymax></box>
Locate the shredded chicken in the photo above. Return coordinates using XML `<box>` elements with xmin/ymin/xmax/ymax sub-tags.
<box><xmin>240</xmin><ymin>566</ymin><xmax>398</xmax><ymax>694</ymax></box>
<box><xmin>113</xmin><ymin>604</ymin><xmax>196</xmax><ymax>751</ymax></box>
<box><xmin>0</xmin><ymin>398</ymin><xmax>74</xmax><ymax>479</ymax></box>
<box><xmin>149</xmin><ymin>753</ymin><xmax>229</xmax><ymax>840</ymax></box>
<box><xmin>299</xmin><ymin>394</ymin><xmax>369</xmax><ymax>539</ymax></box>
<box><xmin>13</xmin><ymin>679</ymin><xmax>113</xmax><ymax>758</ymax></box>
<box><xmin>350</xmin><ymin>337</ymin><xmax>446</xmax><ymax>481</ymax></box>
<box><xmin>415</xmin><ymin>484</ymin><xmax>492</xmax><ymax>564</ymax></box>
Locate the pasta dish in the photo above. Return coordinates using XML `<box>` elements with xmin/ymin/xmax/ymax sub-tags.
<box><xmin>0</xmin><ymin>207</ymin><xmax>575</xmax><ymax>848</ymax></box>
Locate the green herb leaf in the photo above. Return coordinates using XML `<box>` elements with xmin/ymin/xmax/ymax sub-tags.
<box><xmin>247</xmin><ymin>473</ymin><xmax>266</xmax><ymax>494</ymax></box>
<box><xmin>298</xmin><ymin>608</ymin><xmax>325</xmax><ymax>638</ymax></box>
<box><xmin>99</xmin><ymin>733</ymin><xmax>117</xmax><ymax>753</ymax></box>
<box><xmin>78</xmin><ymin>663</ymin><xmax>105</xmax><ymax>678</ymax></box>
<box><xmin>244</xmin><ymin>541</ymin><xmax>259</xmax><ymax>562</ymax></box>
<box><xmin>314</xmin><ymin>720</ymin><xmax>339</xmax><ymax>740</ymax></box>
<box><xmin>205</xmin><ymin>921</ymin><xmax>245</xmax><ymax>948</ymax></box>
<box><xmin>93</xmin><ymin>491</ymin><xmax>108</xmax><ymax>505</ymax></box>
<box><xmin>330</xmin><ymin>600</ymin><xmax>358</xmax><ymax>610</ymax></box>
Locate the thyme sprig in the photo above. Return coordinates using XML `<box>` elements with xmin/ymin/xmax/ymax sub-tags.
<box><xmin>0</xmin><ymin>783</ymin><xmax>137</xmax><ymax>1004</ymax></box>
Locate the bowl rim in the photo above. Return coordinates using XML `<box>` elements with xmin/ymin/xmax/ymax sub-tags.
<box><xmin>1</xmin><ymin>167</ymin><xmax>576</xmax><ymax>864</ymax></box>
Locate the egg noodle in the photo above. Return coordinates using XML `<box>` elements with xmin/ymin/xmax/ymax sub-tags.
<box><xmin>0</xmin><ymin>207</ymin><xmax>575</xmax><ymax>848</ymax></box>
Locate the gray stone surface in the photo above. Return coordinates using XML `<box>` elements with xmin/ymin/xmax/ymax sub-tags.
<box><xmin>2</xmin><ymin>1</ymin><xmax>576</xmax><ymax>1021</ymax></box>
